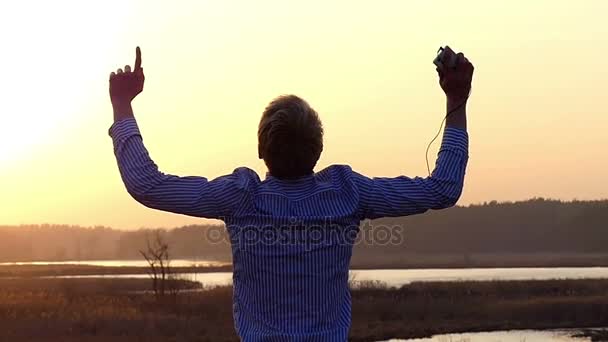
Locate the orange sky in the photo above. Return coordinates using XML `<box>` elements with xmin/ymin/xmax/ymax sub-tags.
<box><xmin>0</xmin><ymin>0</ymin><xmax>607</xmax><ymax>229</ymax></box>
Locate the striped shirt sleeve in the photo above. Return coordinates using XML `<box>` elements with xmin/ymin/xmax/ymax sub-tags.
<box><xmin>353</xmin><ymin>127</ymin><xmax>469</xmax><ymax>219</ymax></box>
<box><xmin>109</xmin><ymin>118</ymin><xmax>246</xmax><ymax>220</ymax></box>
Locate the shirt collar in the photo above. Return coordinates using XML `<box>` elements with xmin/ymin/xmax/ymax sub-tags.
<box><xmin>265</xmin><ymin>172</ymin><xmax>315</xmax><ymax>183</ymax></box>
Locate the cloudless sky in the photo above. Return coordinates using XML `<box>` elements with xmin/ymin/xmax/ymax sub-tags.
<box><xmin>0</xmin><ymin>0</ymin><xmax>607</xmax><ymax>229</ymax></box>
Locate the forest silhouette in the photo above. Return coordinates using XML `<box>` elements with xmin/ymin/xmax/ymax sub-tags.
<box><xmin>1</xmin><ymin>198</ymin><xmax>607</xmax><ymax>267</ymax></box>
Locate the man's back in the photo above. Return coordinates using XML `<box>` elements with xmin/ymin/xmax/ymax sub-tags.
<box><xmin>228</xmin><ymin>166</ymin><xmax>360</xmax><ymax>340</ymax></box>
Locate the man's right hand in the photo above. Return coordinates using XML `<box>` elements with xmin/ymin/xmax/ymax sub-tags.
<box><xmin>437</xmin><ymin>49</ymin><xmax>474</xmax><ymax>106</ymax></box>
<box><xmin>109</xmin><ymin>47</ymin><xmax>145</xmax><ymax>121</ymax></box>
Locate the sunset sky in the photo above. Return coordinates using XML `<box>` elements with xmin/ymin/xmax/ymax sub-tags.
<box><xmin>0</xmin><ymin>0</ymin><xmax>607</xmax><ymax>229</ymax></box>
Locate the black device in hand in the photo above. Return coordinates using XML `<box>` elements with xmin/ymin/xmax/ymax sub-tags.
<box><xmin>433</xmin><ymin>46</ymin><xmax>458</xmax><ymax>71</ymax></box>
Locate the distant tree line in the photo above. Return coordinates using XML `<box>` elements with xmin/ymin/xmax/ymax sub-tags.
<box><xmin>0</xmin><ymin>224</ymin><xmax>230</xmax><ymax>262</ymax></box>
<box><xmin>0</xmin><ymin>199</ymin><xmax>606</xmax><ymax>263</ymax></box>
<box><xmin>368</xmin><ymin>198</ymin><xmax>608</xmax><ymax>254</ymax></box>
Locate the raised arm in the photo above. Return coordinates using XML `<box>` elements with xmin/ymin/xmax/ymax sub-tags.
<box><xmin>355</xmin><ymin>48</ymin><xmax>474</xmax><ymax>219</ymax></box>
<box><xmin>108</xmin><ymin>47</ymin><xmax>245</xmax><ymax>219</ymax></box>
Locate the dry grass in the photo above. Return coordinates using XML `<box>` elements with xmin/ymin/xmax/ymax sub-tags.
<box><xmin>0</xmin><ymin>278</ymin><xmax>233</xmax><ymax>342</ymax></box>
<box><xmin>350</xmin><ymin>279</ymin><xmax>608</xmax><ymax>341</ymax></box>
<box><xmin>0</xmin><ymin>278</ymin><xmax>606</xmax><ymax>341</ymax></box>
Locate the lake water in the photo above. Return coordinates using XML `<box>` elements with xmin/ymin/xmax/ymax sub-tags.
<box><xmin>14</xmin><ymin>259</ymin><xmax>608</xmax><ymax>287</ymax></box>
<box><xmin>388</xmin><ymin>329</ymin><xmax>595</xmax><ymax>341</ymax></box>
<box><xmin>349</xmin><ymin>267</ymin><xmax>608</xmax><ymax>286</ymax></box>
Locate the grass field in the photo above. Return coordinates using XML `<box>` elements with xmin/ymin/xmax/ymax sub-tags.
<box><xmin>0</xmin><ymin>276</ymin><xmax>607</xmax><ymax>341</ymax></box>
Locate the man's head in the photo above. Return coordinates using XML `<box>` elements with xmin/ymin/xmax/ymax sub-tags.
<box><xmin>258</xmin><ymin>95</ymin><xmax>324</xmax><ymax>179</ymax></box>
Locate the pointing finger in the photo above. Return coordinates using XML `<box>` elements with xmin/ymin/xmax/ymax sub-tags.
<box><xmin>135</xmin><ymin>46</ymin><xmax>142</xmax><ymax>70</ymax></box>
<box><xmin>125</xmin><ymin>65</ymin><xmax>131</xmax><ymax>73</ymax></box>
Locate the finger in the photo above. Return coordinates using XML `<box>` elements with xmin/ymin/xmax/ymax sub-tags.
<box><xmin>449</xmin><ymin>52</ymin><xmax>463</xmax><ymax>70</ymax></box>
<box><xmin>462</xmin><ymin>57</ymin><xmax>473</xmax><ymax>71</ymax></box>
<box><xmin>135</xmin><ymin>46</ymin><xmax>142</xmax><ymax>70</ymax></box>
<box><xmin>117</xmin><ymin>68</ymin><xmax>123</xmax><ymax>74</ymax></box>
<box><xmin>456</xmin><ymin>52</ymin><xmax>465</xmax><ymax>63</ymax></box>
<box><xmin>466</xmin><ymin>61</ymin><xmax>475</xmax><ymax>74</ymax></box>
<box><xmin>436</xmin><ymin>67</ymin><xmax>444</xmax><ymax>78</ymax></box>
<box><xmin>125</xmin><ymin>65</ymin><xmax>131</xmax><ymax>73</ymax></box>
<box><xmin>109</xmin><ymin>71</ymin><xmax>116</xmax><ymax>80</ymax></box>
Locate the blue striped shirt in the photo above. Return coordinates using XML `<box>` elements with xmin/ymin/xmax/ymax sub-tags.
<box><xmin>109</xmin><ymin>118</ymin><xmax>468</xmax><ymax>341</ymax></box>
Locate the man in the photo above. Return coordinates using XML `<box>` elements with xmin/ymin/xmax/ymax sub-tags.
<box><xmin>108</xmin><ymin>46</ymin><xmax>473</xmax><ymax>341</ymax></box>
